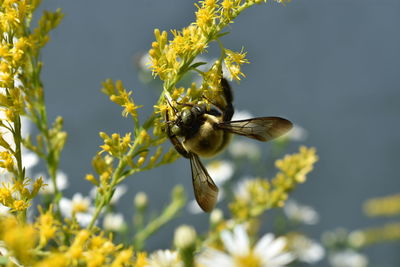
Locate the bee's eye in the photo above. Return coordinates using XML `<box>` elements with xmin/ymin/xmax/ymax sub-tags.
<box><xmin>181</xmin><ymin>110</ymin><xmax>193</xmax><ymax>125</ymax></box>
<box><xmin>171</xmin><ymin>124</ymin><xmax>182</xmax><ymax>136</ymax></box>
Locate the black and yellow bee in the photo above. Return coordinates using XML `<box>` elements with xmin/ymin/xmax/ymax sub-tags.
<box><xmin>166</xmin><ymin>78</ymin><xmax>292</xmax><ymax>212</ymax></box>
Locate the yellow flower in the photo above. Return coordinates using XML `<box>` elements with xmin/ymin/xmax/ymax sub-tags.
<box><xmin>0</xmin><ymin>45</ymin><xmax>9</xmax><ymax>57</ymax></box>
<box><xmin>0</xmin><ymin>7</ymin><xmax>20</xmax><ymax>31</ymax></box>
<box><xmin>86</xmin><ymin>173</ymin><xmax>99</xmax><ymax>186</ymax></box>
<box><xmin>122</xmin><ymin>101</ymin><xmax>142</xmax><ymax>118</ymax></box>
<box><xmin>154</xmin><ymin>103</ymin><xmax>170</xmax><ymax>114</ymax></box>
<box><xmin>135</xmin><ymin>252</ymin><xmax>148</xmax><ymax>267</ymax></box>
<box><xmin>86</xmin><ymin>251</ymin><xmax>106</xmax><ymax>267</ymax></box>
<box><xmin>111</xmin><ymin>248</ymin><xmax>134</xmax><ymax>267</ymax></box>
<box><xmin>0</xmin><ymin>183</ymin><xmax>14</xmax><ymax>207</ymax></box>
<box><xmin>224</xmin><ymin>48</ymin><xmax>249</xmax><ymax>81</ymax></box>
<box><xmin>36</xmin><ymin>206</ymin><xmax>59</xmax><ymax>247</ymax></box>
<box><xmin>230</xmin><ymin>147</ymin><xmax>318</xmax><ymax>220</ymax></box>
<box><xmin>195</xmin><ymin>2</ymin><xmax>217</xmax><ymax>33</ymax></box>
<box><xmin>99</xmin><ymin>144</ymin><xmax>112</xmax><ymax>155</ymax></box>
<box><xmin>67</xmin><ymin>230</ymin><xmax>90</xmax><ymax>261</ymax></box>
<box><xmin>102</xmin><ymin>79</ymin><xmax>143</xmax><ymax>119</ymax></box>
<box><xmin>0</xmin><ymin>216</ymin><xmax>37</xmax><ymax>265</ymax></box>
<box><xmin>12</xmin><ymin>199</ymin><xmax>29</xmax><ymax>211</ymax></box>
<box><xmin>275</xmin><ymin>146</ymin><xmax>318</xmax><ymax>184</ymax></box>
<box><xmin>35</xmin><ymin>253</ymin><xmax>68</xmax><ymax>267</ymax></box>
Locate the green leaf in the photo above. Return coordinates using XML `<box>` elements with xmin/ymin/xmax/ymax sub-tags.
<box><xmin>216</xmin><ymin>31</ymin><xmax>230</xmax><ymax>38</ymax></box>
<box><xmin>188</xmin><ymin>62</ymin><xmax>207</xmax><ymax>70</ymax></box>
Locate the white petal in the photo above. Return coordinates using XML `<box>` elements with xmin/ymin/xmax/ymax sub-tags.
<box><xmin>265</xmin><ymin>252</ymin><xmax>294</xmax><ymax>267</ymax></box>
<box><xmin>264</xmin><ymin>237</ymin><xmax>287</xmax><ymax>259</ymax></box>
<box><xmin>233</xmin><ymin>225</ymin><xmax>250</xmax><ymax>256</ymax></box>
<box><xmin>59</xmin><ymin>198</ymin><xmax>72</xmax><ymax>218</ymax></box>
<box><xmin>206</xmin><ymin>160</ymin><xmax>234</xmax><ymax>185</ymax></box>
<box><xmin>56</xmin><ymin>171</ymin><xmax>69</xmax><ymax>191</ymax></box>
<box><xmin>110</xmin><ymin>185</ymin><xmax>127</xmax><ymax>204</ymax></box>
<box><xmin>254</xmin><ymin>233</ymin><xmax>274</xmax><ymax>256</ymax></box>
<box><xmin>76</xmin><ymin>213</ymin><xmax>94</xmax><ymax>228</ymax></box>
<box><xmin>198</xmin><ymin>249</ymin><xmax>234</xmax><ymax>267</ymax></box>
<box><xmin>220</xmin><ymin>230</ymin><xmax>236</xmax><ymax>255</ymax></box>
<box><xmin>22</xmin><ymin>152</ymin><xmax>39</xmax><ymax>169</ymax></box>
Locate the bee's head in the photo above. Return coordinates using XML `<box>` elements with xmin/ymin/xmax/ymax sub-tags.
<box><xmin>170</xmin><ymin>105</ymin><xmax>206</xmax><ymax>137</ymax></box>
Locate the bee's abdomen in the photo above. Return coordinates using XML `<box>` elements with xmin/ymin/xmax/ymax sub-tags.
<box><xmin>183</xmin><ymin>120</ymin><xmax>227</xmax><ymax>158</ymax></box>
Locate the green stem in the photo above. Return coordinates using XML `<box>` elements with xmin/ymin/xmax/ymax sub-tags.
<box><xmin>13</xmin><ymin>115</ymin><xmax>24</xmax><ymax>182</ymax></box>
<box><xmin>133</xmin><ymin>195</ymin><xmax>184</xmax><ymax>250</ymax></box>
<box><xmin>12</xmin><ymin>115</ymin><xmax>28</xmax><ymax>222</ymax></box>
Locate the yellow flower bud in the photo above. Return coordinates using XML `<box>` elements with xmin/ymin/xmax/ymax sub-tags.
<box><xmin>134</xmin><ymin>192</ymin><xmax>148</xmax><ymax>209</ymax></box>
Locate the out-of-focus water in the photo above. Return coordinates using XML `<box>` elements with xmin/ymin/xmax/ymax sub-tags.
<box><xmin>37</xmin><ymin>0</ymin><xmax>400</xmax><ymax>265</ymax></box>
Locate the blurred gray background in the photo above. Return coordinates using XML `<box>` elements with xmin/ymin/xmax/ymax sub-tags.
<box><xmin>36</xmin><ymin>0</ymin><xmax>399</xmax><ymax>265</ymax></box>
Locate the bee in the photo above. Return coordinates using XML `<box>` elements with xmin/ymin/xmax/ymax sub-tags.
<box><xmin>165</xmin><ymin>78</ymin><xmax>293</xmax><ymax>212</ymax></box>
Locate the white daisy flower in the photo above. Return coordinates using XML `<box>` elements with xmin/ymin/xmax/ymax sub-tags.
<box><xmin>284</xmin><ymin>124</ymin><xmax>308</xmax><ymax>142</ymax></box>
<box><xmin>329</xmin><ymin>250</ymin><xmax>368</xmax><ymax>267</ymax></box>
<box><xmin>207</xmin><ymin>160</ymin><xmax>235</xmax><ymax>185</ymax></box>
<box><xmin>283</xmin><ymin>199</ymin><xmax>319</xmax><ymax>225</ymax></box>
<box><xmin>59</xmin><ymin>193</ymin><xmax>95</xmax><ymax>227</ymax></box>
<box><xmin>146</xmin><ymin>250</ymin><xmax>183</xmax><ymax>267</ymax></box>
<box><xmin>229</xmin><ymin>139</ymin><xmax>261</xmax><ymax>160</ymax></box>
<box><xmin>39</xmin><ymin>170</ymin><xmax>69</xmax><ymax>194</ymax></box>
<box><xmin>103</xmin><ymin>212</ymin><xmax>125</xmax><ymax>232</ymax></box>
<box><xmin>188</xmin><ymin>160</ymin><xmax>234</xmax><ymax>214</ymax></box>
<box><xmin>198</xmin><ymin>224</ymin><xmax>294</xmax><ymax>267</ymax></box>
<box><xmin>289</xmin><ymin>234</ymin><xmax>325</xmax><ymax>264</ymax></box>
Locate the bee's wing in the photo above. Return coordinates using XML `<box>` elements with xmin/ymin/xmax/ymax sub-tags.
<box><xmin>189</xmin><ymin>153</ymin><xmax>219</xmax><ymax>212</ymax></box>
<box><xmin>217</xmin><ymin>117</ymin><xmax>293</xmax><ymax>142</ymax></box>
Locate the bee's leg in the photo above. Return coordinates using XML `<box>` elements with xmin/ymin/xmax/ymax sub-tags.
<box><xmin>168</xmin><ymin>134</ymin><xmax>190</xmax><ymax>159</ymax></box>
<box><xmin>165</xmin><ymin>112</ymin><xmax>190</xmax><ymax>159</ymax></box>
<box><xmin>220</xmin><ymin>78</ymin><xmax>234</xmax><ymax>121</ymax></box>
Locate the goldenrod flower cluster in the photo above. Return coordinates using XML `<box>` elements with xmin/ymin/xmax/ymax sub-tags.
<box><xmin>230</xmin><ymin>146</ymin><xmax>318</xmax><ymax>220</ymax></box>
<box><xmin>0</xmin><ymin>0</ymin><xmax>64</xmax><ymax>219</ymax></box>
<box><xmin>342</xmin><ymin>194</ymin><xmax>400</xmax><ymax>249</ymax></box>
<box><xmin>352</xmin><ymin>223</ymin><xmax>400</xmax><ymax>247</ymax></box>
<box><xmin>102</xmin><ymin>79</ymin><xmax>143</xmax><ymax>120</ymax></box>
<box><xmin>363</xmin><ymin>193</ymin><xmax>400</xmax><ymax>217</ymax></box>
<box><xmin>148</xmin><ymin>0</ymin><xmax>289</xmax><ymax>121</ymax></box>
<box><xmin>0</xmin><ymin>177</ymin><xmax>43</xmax><ymax>211</ymax></box>
<box><xmin>149</xmin><ymin>0</ymin><xmax>288</xmax><ymax>84</ymax></box>
<box><xmin>0</xmin><ymin>214</ymin><xmax>152</xmax><ymax>267</ymax></box>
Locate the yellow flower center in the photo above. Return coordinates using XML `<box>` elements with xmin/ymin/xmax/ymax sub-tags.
<box><xmin>235</xmin><ymin>252</ymin><xmax>262</xmax><ymax>267</ymax></box>
<box><xmin>73</xmin><ymin>201</ymin><xmax>89</xmax><ymax>213</ymax></box>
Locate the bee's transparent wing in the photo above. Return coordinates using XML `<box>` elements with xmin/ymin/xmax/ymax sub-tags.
<box><xmin>218</xmin><ymin>117</ymin><xmax>293</xmax><ymax>142</ymax></box>
<box><xmin>189</xmin><ymin>153</ymin><xmax>219</xmax><ymax>212</ymax></box>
